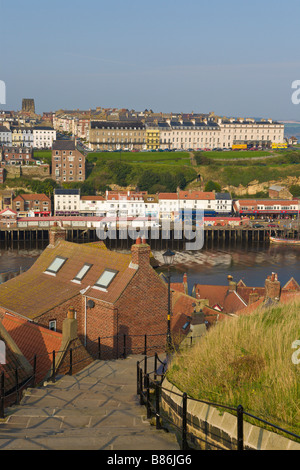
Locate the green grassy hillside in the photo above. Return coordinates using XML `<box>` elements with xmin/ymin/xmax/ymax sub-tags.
<box><xmin>167</xmin><ymin>298</ymin><xmax>300</xmax><ymax>438</ymax></box>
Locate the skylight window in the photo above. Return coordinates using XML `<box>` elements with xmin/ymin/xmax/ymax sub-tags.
<box><xmin>95</xmin><ymin>269</ymin><xmax>118</xmax><ymax>289</ymax></box>
<box><xmin>45</xmin><ymin>256</ymin><xmax>67</xmax><ymax>274</ymax></box>
<box><xmin>74</xmin><ymin>263</ymin><xmax>92</xmax><ymax>282</ymax></box>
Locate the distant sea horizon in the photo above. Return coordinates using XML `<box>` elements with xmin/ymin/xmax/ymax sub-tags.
<box><xmin>282</xmin><ymin>122</ymin><xmax>300</xmax><ymax>139</ymax></box>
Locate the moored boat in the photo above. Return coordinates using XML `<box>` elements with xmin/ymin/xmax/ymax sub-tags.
<box><xmin>269</xmin><ymin>236</ymin><xmax>300</xmax><ymax>245</ymax></box>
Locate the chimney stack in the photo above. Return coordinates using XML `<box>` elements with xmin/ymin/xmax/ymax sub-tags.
<box><xmin>228</xmin><ymin>275</ymin><xmax>237</xmax><ymax>292</ymax></box>
<box><xmin>62</xmin><ymin>306</ymin><xmax>78</xmax><ymax>343</ymax></box>
<box><xmin>183</xmin><ymin>273</ymin><xmax>188</xmax><ymax>295</ymax></box>
<box><xmin>265</xmin><ymin>272</ymin><xmax>281</xmax><ymax>301</ymax></box>
<box><xmin>131</xmin><ymin>236</ymin><xmax>150</xmax><ymax>268</ymax></box>
<box><xmin>249</xmin><ymin>292</ymin><xmax>260</xmax><ymax>305</ymax></box>
<box><xmin>48</xmin><ymin>222</ymin><xmax>67</xmax><ymax>247</ymax></box>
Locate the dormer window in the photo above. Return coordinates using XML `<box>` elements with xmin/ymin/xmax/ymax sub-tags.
<box><xmin>94</xmin><ymin>269</ymin><xmax>118</xmax><ymax>289</ymax></box>
<box><xmin>45</xmin><ymin>256</ymin><xmax>67</xmax><ymax>275</ymax></box>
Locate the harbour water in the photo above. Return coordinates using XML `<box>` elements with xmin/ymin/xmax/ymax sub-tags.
<box><xmin>0</xmin><ymin>240</ymin><xmax>299</xmax><ymax>292</ymax></box>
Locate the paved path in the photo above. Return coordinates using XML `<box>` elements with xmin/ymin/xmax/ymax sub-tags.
<box><xmin>0</xmin><ymin>355</ymin><xmax>179</xmax><ymax>450</ymax></box>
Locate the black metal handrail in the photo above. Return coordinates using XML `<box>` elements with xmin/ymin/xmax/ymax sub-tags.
<box><xmin>0</xmin><ymin>330</ymin><xmax>170</xmax><ymax>419</ymax></box>
<box><xmin>136</xmin><ymin>354</ymin><xmax>300</xmax><ymax>451</ymax></box>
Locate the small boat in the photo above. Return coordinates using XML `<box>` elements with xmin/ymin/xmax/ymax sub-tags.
<box><xmin>269</xmin><ymin>236</ymin><xmax>300</xmax><ymax>245</ymax></box>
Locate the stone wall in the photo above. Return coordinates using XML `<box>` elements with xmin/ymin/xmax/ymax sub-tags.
<box><xmin>4</xmin><ymin>165</ymin><xmax>50</xmax><ymax>179</ymax></box>
<box><xmin>161</xmin><ymin>378</ymin><xmax>300</xmax><ymax>450</ymax></box>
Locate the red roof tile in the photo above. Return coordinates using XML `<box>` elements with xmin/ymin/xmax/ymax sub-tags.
<box><xmin>0</xmin><ymin>240</ymin><xmax>136</xmax><ymax>318</ymax></box>
<box><xmin>178</xmin><ymin>191</ymin><xmax>215</xmax><ymax>200</ymax></box>
<box><xmin>1</xmin><ymin>314</ymin><xmax>62</xmax><ymax>383</ymax></box>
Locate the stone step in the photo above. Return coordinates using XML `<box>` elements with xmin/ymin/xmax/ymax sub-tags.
<box><xmin>19</xmin><ymin>388</ymin><xmax>140</xmax><ymax>408</ymax></box>
<box><xmin>0</xmin><ymin>355</ymin><xmax>176</xmax><ymax>451</ymax></box>
<box><xmin>0</xmin><ymin>427</ymin><xmax>179</xmax><ymax>450</ymax></box>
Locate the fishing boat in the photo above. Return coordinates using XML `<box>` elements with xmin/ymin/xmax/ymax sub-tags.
<box><xmin>269</xmin><ymin>236</ymin><xmax>300</xmax><ymax>245</ymax></box>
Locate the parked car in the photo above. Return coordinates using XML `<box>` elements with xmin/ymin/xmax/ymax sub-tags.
<box><xmin>267</xmin><ymin>224</ymin><xmax>277</xmax><ymax>227</ymax></box>
<box><xmin>253</xmin><ymin>224</ymin><xmax>264</xmax><ymax>228</ymax></box>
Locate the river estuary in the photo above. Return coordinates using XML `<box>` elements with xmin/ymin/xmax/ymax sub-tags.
<box><xmin>0</xmin><ymin>240</ymin><xmax>299</xmax><ymax>292</ymax></box>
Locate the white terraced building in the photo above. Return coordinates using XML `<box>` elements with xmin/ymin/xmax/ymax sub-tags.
<box><xmin>158</xmin><ymin>117</ymin><xmax>285</xmax><ymax>150</ymax></box>
<box><xmin>33</xmin><ymin>127</ymin><xmax>56</xmax><ymax>149</ymax></box>
<box><xmin>0</xmin><ymin>125</ymin><xmax>12</xmax><ymax>146</ymax></box>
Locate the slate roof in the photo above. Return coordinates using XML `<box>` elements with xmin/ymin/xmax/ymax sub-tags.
<box><xmin>52</xmin><ymin>140</ymin><xmax>76</xmax><ymax>151</ymax></box>
<box><xmin>0</xmin><ymin>240</ymin><xmax>135</xmax><ymax>319</ymax></box>
<box><xmin>90</xmin><ymin>121</ymin><xmax>145</xmax><ymax>130</ymax></box>
<box><xmin>0</xmin><ymin>126</ymin><xmax>10</xmax><ymax>133</ymax></box>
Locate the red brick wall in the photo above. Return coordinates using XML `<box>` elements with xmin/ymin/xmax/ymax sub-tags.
<box><xmin>115</xmin><ymin>244</ymin><xmax>168</xmax><ymax>355</ymax></box>
<box><xmin>0</xmin><ymin>241</ymin><xmax>170</xmax><ymax>360</ymax></box>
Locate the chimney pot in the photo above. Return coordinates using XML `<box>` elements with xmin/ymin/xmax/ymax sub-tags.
<box><xmin>68</xmin><ymin>306</ymin><xmax>75</xmax><ymax>319</ymax></box>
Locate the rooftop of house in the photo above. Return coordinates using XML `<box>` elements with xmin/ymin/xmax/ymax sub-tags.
<box><xmin>1</xmin><ymin>314</ymin><xmax>62</xmax><ymax>384</ymax></box>
<box><xmin>0</xmin><ymin>321</ymin><xmax>32</xmax><ymax>391</ymax></box>
<box><xmin>179</xmin><ymin>191</ymin><xmax>215</xmax><ymax>201</ymax></box>
<box><xmin>193</xmin><ymin>274</ymin><xmax>300</xmax><ymax>315</ymax></box>
<box><xmin>0</xmin><ymin>240</ymin><xmax>138</xmax><ymax>319</ymax></box>
<box><xmin>13</xmin><ymin>193</ymin><xmax>51</xmax><ymax>202</ymax></box>
<box><xmin>52</xmin><ymin>140</ymin><xmax>76</xmax><ymax>151</ymax></box>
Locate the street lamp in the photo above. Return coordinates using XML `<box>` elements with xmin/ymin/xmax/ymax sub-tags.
<box><xmin>163</xmin><ymin>249</ymin><xmax>176</xmax><ymax>352</ymax></box>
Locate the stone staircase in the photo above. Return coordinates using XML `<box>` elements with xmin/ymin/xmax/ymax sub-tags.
<box><xmin>0</xmin><ymin>355</ymin><xmax>179</xmax><ymax>450</ymax></box>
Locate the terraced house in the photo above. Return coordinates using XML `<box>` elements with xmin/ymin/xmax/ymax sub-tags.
<box><xmin>88</xmin><ymin>121</ymin><xmax>146</xmax><ymax>151</ymax></box>
<box><xmin>12</xmin><ymin>193</ymin><xmax>51</xmax><ymax>217</ymax></box>
<box><xmin>51</xmin><ymin>140</ymin><xmax>85</xmax><ymax>183</ymax></box>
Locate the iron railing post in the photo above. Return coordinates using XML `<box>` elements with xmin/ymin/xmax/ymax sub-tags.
<box><xmin>137</xmin><ymin>361</ymin><xmax>140</xmax><ymax>396</ymax></box>
<box><xmin>139</xmin><ymin>368</ymin><xmax>144</xmax><ymax>405</ymax></box>
<box><xmin>144</xmin><ymin>355</ymin><xmax>147</xmax><ymax>387</ymax></box>
<box><xmin>32</xmin><ymin>354</ymin><xmax>37</xmax><ymax>387</ymax></box>
<box><xmin>237</xmin><ymin>405</ymin><xmax>244</xmax><ymax>450</ymax></box>
<box><xmin>155</xmin><ymin>383</ymin><xmax>161</xmax><ymax>430</ymax></box>
<box><xmin>69</xmin><ymin>348</ymin><xmax>73</xmax><ymax>376</ymax></box>
<box><xmin>146</xmin><ymin>374</ymin><xmax>151</xmax><ymax>419</ymax></box>
<box><xmin>51</xmin><ymin>350</ymin><xmax>56</xmax><ymax>383</ymax></box>
<box><xmin>182</xmin><ymin>392</ymin><xmax>188</xmax><ymax>450</ymax></box>
<box><xmin>98</xmin><ymin>337</ymin><xmax>101</xmax><ymax>360</ymax></box>
<box><xmin>154</xmin><ymin>352</ymin><xmax>158</xmax><ymax>381</ymax></box>
<box><xmin>15</xmin><ymin>368</ymin><xmax>19</xmax><ymax>405</ymax></box>
<box><xmin>0</xmin><ymin>371</ymin><xmax>4</xmax><ymax>419</ymax></box>
<box><xmin>123</xmin><ymin>334</ymin><xmax>126</xmax><ymax>358</ymax></box>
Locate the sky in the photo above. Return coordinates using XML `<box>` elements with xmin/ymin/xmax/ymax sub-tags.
<box><xmin>1</xmin><ymin>0</ymin><xmax>300</xmax><ymax>120</ymax></box>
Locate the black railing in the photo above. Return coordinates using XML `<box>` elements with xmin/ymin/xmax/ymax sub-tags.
<box><xmin>0</xmin><ymin>331</ymin><xmax>168</xmax><ymax>419</ymax></box>
<box><xmin>137</xmin><ymin>354</ymin><xmax>300</xmax><ymax>451</ymax></box>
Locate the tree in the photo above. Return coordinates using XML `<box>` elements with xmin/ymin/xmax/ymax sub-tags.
<box><xmin>205</xmin><ymin>180</ymin><xmax>222</xmax><ymax>192</ymax></box>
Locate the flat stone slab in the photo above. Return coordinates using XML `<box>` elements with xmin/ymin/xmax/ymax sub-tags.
<box><xmin>0</xmin><ymin>355</ymin><xmax>180</xmax><ymax>451</ymax></box>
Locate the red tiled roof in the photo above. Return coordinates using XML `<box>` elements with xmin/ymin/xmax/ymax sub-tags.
<box><xmin>178</xmin><ymin>191</ymin><xmax>215</xmax><ymax>200</ymax></box>
<box><xmin>282</xmin><ymin>277</ymin><xmax>300</xmax><ymax>291</ymax></box>
<box><xmin>223</xmin><ymin>290</ymin><xmax>247</xmax><ymax>313</ymax></box>
<box><xmin>13</xmin><ymin>193</ymin><xmax>51</xmax><ymax>202</ymax></box>
<box><xmin>1</xmin><ymin>314</ymin><xmax>62</xmax><ymax>384</ymax></box>
<box><xmin>193</xmin><ymin>285</ymin><xmax>229</xmax><ymax>308</ymax></box>
<box><xmin>171</xmin><ymin>291</ymin><xmax>195</xmax><ymax>336</ymax></box>
<box><xmin>236</xmin><ymin>286</ymin><xmax>265</xmax><ymax>304</ymax></box>
<box><xmin>0</xmin><ymin>323</ymin><xmax>32</xmax><ymax>391</ymax></box>
<box><xmin>0</xmin><ymin>240</ymin><xmax>135</xmax><ymax>319</ymax></box>
<box><xmin>170</xmin><ymin>282</ymin><xmax>185</xmax><ymax>293</ymax></box>
<box><xmin>158</xmin><ymin>193</ymin><xmax>178</xmax><ymax>200</ymax></box>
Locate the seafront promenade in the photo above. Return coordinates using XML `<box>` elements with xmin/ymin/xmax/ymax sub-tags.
<box><xmin>0</xmin><ymin>355</ymin><xmax>179</xmax><ymax>450</ymax></box>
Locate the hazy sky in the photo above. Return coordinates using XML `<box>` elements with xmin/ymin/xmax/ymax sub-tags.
<box><xmin>1</xmin><ymin>0</ymin><xmax>300</xmax><ymax>120</ymax></box>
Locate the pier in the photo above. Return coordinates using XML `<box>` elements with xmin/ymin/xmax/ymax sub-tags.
<box><xmin>0</xmin><ymin>225</ymin><xmax>299</xmax><ymax>250</ymax></box>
